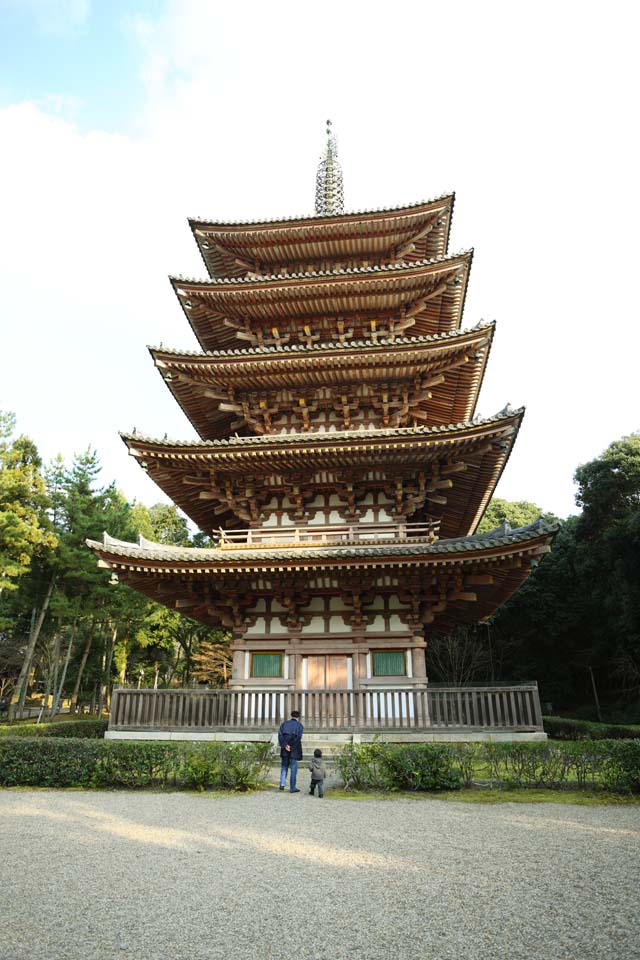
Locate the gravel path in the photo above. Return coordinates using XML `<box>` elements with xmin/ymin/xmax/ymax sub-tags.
<box><xmin>1</xmin><ymin>790</ymin><xmax>639</xmax><ymax>960</ymax></box>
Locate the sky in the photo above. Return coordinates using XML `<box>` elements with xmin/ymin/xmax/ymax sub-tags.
<box><xmin>1</xmin><ymin>0</ymin><xmax>638</xmax><ymax>523</ymax></box>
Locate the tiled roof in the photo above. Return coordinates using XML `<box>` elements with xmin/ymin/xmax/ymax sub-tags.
<box><xmin>149</xmin><ymin>321</ymin><xmax>495</xmax><ymax>361</ymax></box>
<box><xmin>122</xmin><ymin>404</ymin><xmax>520</xmax><ymax>450</ymax></box>
<box><xmin>87</xmin><ymin>520</ymin><xmax>557</xmax><ymax>565</ymax></box>
<box><xmin>170</xmin><ymin>250</ymin><xmax>472</xmax><ymax>287</ymax></box>
<box><xmin>188</xmin><ymin>194</ymin><xmax>454</xmax><ymax>228</ymax></box>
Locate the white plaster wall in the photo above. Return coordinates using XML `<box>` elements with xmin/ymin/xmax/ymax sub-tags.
<box><xmin>301</xmin><ymin>616</ymin><xmax>326</xmax><ymax>633</ymax></box>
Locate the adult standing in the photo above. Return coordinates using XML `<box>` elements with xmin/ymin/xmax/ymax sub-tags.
<box><xmin>278</xmin><ymin>709</ymin><xmax>304</xmax><ymax>793</ymax></box>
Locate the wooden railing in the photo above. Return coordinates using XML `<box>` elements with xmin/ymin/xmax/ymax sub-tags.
<box><xmin>109</xmin><ymin>684</ymin><xmax>543</xmax><ymax>733</ymax></box>
<box><xmin>217</xmin><ymin>520</ymin><xmax>440</xmax><ymax>550</ymax></box>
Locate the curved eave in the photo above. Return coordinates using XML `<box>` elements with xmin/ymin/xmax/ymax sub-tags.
<box><xmin>170</xmin><ymin>252</ymin><xmax>473</xmax><ymax>352</ymax></box>
<box><xmin>87</xmin><ymin>522</ymin><xmax>556</xmax><ymax>631</ymax></box>
<box><xmin>189</xmin><ymin>195</ymin><xmax>455</xmax><ymax>278</ymax></box>
<box><xmin>121</xmin><ymin>409</ymin><xmax>523</xmax><ymax>538</ymax></box>
<box><xmin>150</xmin><ymin>324</ymin><xmax>495</xmax><ymax>441</ymax></box>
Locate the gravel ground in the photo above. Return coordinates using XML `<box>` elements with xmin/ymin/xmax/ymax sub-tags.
<box><xmin>1</xmin><ymin>790</ymin><xmax>639</xmax><ymax>960</ymax></box>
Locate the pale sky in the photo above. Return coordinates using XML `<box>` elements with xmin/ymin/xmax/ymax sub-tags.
<box><xmin>1</xmin><ymin>0</ymin><xmax>638</xmax><ymax>522</ymax></box>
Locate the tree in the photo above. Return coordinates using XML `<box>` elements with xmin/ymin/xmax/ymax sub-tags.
<box><xmin>489</xmin><ymin>435</ymin><xmax>640</xmax><ymax>719</ymax></box>
<box><xmin>0</xmin><ymin>412</ymin><xmax>56</xmax><ymax>596</ymax></box>
<box><xmin>192</xmin><ymin>634</ymin><xmax>233</xmax><ymax>687</ymax></box>
<box><xmin>477</xmin><ymin>497</ymin><xmax>556</xmax><ymax>533</ymax></box>
<box><xmin>427</xmin><ymin>626</ymin><xmax>491</xmax><ymax>684</ymax></box>
<box><xmin>6</xmin><ymin>450</ymin><xmax>147</xmax><ymax>715</ymax></box>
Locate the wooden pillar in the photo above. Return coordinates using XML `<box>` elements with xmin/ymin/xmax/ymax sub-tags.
<box><xmin>352</xmin><ymin>649</ymin><xmax>367</xmax><ymax>689</ymax></box>
<box><xmin>412</xmin><ymin>645</ymin><xmax>427</xmax><ymax>682</ymax></box>
<box><xmin>231</xmin><ymin>649</ymin><xmax>245</xmax><ymax>681</ymax></box>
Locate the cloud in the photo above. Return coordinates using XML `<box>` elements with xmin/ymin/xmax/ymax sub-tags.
<box><xmin>1</xmin><ymin>1</ymin><xmax>639</xmax><ymax>518</ymax></box>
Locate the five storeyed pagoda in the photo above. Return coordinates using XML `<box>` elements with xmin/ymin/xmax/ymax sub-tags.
<box><xmin>89</xmin><ymin>124</ymin><xmax>555</xmax><ymax>718</ymax></box>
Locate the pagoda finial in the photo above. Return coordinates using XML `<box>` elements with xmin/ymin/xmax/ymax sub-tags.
<box><xmin>315</xmin><ymin>119</ymin><xmax>344</xmax><ymax>216</ymax></box>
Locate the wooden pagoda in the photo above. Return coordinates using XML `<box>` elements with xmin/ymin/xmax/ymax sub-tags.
<box><xmin>89</xmin><ymin>127</ymin><xmax>555</xmax><ymax>738</ymax></box>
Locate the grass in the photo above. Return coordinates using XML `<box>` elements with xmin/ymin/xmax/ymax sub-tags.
<box><xmin>325</xmin><ymin>787</ymin><xmax>640</xmax><ymax>805</ymax></box>
<box><xmin>0</xmin><ymin>711</ymin><xmax>104</xmax><ymax>724</ymax></box>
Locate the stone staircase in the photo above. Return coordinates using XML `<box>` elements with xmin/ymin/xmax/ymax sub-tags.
<box><xmin>268</xmin><ymin>733</ymin><xmax>348</xmax><ymax>788</ymax></box>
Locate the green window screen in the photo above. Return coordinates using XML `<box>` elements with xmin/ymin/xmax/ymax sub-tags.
<box><xmin>372</xmin><ymin>651</ymin><xmax>406</xmax><ymax>676</ymax></box>
<box><xmin>251</xmin><ymin>653</ymin><xmax>283</xmax><ymax>678</ymax></box>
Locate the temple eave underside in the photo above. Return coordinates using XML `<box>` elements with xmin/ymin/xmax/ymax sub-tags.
<box><xmin>88</xmin><ymin>523</ymin><xmax>555</xmax><ymax>635</ymax></box>
<box><xmin>189</xmin><ymin>194</ymin><xmax>455</xmax><ymax>278</ymax></box>
<box><xmin>150</xmin><ymin>323</ymin><xmax>495</xmax><ymax>441</ymax></box>
<box><xmin>121</xmin><ymin>409</ymin><xmax>522</xmax><ymax>537</ymax></box>
<box><xmin>172</xmin><ymin>252</ymin><xmax>473</xmax><ymax>351</ymax></box>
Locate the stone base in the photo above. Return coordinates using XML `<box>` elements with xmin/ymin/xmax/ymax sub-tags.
<box><xmin>105</xmin><ymin>729</ymin><xmax>547</xmax><ymax>745</ymax></box>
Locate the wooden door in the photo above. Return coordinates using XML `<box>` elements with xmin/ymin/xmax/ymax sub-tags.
<box><xmin>326</xmin><ymin>656</ymin><xmax>348</xmax><ymax>689</ymax></box>
<box><xmin>306</xmin><ymin>656</ymin><xmax>326</xmax><ymax>689</ymax></box>
<box><xmin>306</xmin><ymin>656</ymin><xmax>349</xmax><ymax>689</ymax></box>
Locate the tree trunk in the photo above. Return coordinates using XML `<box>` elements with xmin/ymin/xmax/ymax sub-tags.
<box><xmin>70</xmin><ymin>620</ymin><xmax>97</xmax><ymax>713</ymax></box>
<box><xmin>97</xmin><ymin>624</ymin><xmax>117</xmax><ymax>715</ymax></box>
<box><xmin>38</xmin><ymin>655</ymin><xmax>53</xmax><ymax>724</ymax></box>
<box><xmin>47</xmin><ymin>631</ymin><xmax>61</xmax><ymax>719</ymax></box>
<box><xmin>10</xmin><ymin>575</ymin><xmax>56</xmax><ymax>717</ymax></box>
<box><xmin>50</xmin><ymin>625</ymin><xmax>75</xmax><ymax>718</ymax></box>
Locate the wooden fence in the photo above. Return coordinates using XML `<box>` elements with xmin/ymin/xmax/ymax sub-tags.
<box><xmin>109</xmin><ymin>684</ymin><xmax>543</xmax><ymax>733</ymax></box>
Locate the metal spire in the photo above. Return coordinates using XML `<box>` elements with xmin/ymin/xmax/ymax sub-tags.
<box><xmin>315</xmin><ymin>119</ymin><xmax>344</xmax><ymax>216</ymax></box>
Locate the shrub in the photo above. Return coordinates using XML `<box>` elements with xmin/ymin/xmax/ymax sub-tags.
<box><xmin>0</xmin><ymin>738</ymin><xmax>100</xmax><ymax>787</ymax></box>
<box><xmin>601</xmin><ymin>741</ymin><xmax>640</xmax><ymax>793</ymax></box>
<box><xmin>0</xmin><ymin>719</ymin><xmax>108</xmax><ymax>739</ymax></box>
<box><xmin>334</xmin><ymin>741</ymin><xmax>388</xmax><ymax>790</ymax></box>
<box><xmin>93</xmin><ymin>741</ymin><xmax>180</xmax><ymax>788</ymax></box>
<box><xmin>543</xmin><ymin>716</ymin><xmax>640</xmax><ymax>741</ymax></box>
<box><xmin>451</xmin><ymin>743</ymin><xmax>483</xmax><ymax>786</ymax></box>
<box><xmin>183</xmin><ymin>742</ymin><xmax>273</xmax><ymax>792</ymax></box>
<box><xmin>0</xmin><ymin>738</ymin><xmax>274</xmax><ymax>791</ymax></box>
<box><xmin>481</xmin><ymin>742</ymin><xmax>571</xmax><ymax>788</ymax></box>
<box><xmin>380</xmin><ymin>744</ymin><xmax>462</xmax><ymax>791</ymax></box>
<box><xmin>336</xmin><ymin>740</ymin><xmax>640</xmax><ymax>794</ymax></box>
<box><xmin>337</xmin><ymin>742</ymin><xmax>462</xmax><ymax>791</ymax></box>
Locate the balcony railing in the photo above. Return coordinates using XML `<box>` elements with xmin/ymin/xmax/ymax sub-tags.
<box><xmin>109</xmin><ymin>684</ymin><xmax>543</xmax><ymax>733</ymax></box>
<box><xmin>217</xmin><ymin>520</ymin><xmax>440</xmax><ymax>550</ymax></box>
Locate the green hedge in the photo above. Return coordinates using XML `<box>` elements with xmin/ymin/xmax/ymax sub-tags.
<box><xmin>0</xmin><ymin>739</ymin><xmax>273</xmax><ymax>791</ymax></box>
<box><xmin>336</xmin><ymin>742</ymin><xmax>462</xmax><ymax>791</ymax></box>
<box><xmin>337</xmin><ymin>740</ymin><xmax>640</xmax><ymax>793</ymax></box>
<box><xmin>543</xmin><ymin>716</ymin><xmax>640</xmax><ymax>741</ymax></box>
<box><xmin>0</xmin><ymin>719</ymin><xmax>108</xmax><ymax>739</ymax></box>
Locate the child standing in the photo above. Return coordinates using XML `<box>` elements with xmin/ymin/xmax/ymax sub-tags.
<box><xmin>308</xmin><ymin>748</ymin><xmax>327</xmax><ymax>797</ymax></box>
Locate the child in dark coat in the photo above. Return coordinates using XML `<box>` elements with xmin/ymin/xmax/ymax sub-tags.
<box><xmin>308</xmin><ymin>748</ymin><xmax>327</xmax><ymax>797</ymax></box>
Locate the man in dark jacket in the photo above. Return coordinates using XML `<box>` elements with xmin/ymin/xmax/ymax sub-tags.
<box><xmin>278</xmin><ymin>709</ymin><xmax>304</xmax><ymax>793</ymax></box>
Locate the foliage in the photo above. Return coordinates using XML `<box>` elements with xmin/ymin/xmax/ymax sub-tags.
<box><xmin>335</xmin><ymin>740</ymin><xmax>640</xmax><ymax>794</ymax></box>
<box><xmin>477</xmin><ymin>497</ymin><xmax>556</xmax><ymax>534</ymax></box>
<box><xmin>0</xmin><ymin>411</ymin><xmax>56</xmax><ymax>595</ymax></box>
<box><xmin>93</xmin><ymin>741</ymin><xmax>180</xmax><ymax>787</ymax></box>
<box><xmin>336</xmin><ymin>742</ymin><xmax>462</xmax><ymax>791</ymax></box>
<box><xmin>0</xmin><ymin>738</ymin><xmax>274</xmax><ymax>790</ymax></box>
<box><xmin>481</xmin><ymin>742</ymin><xmax>572</xmax><ymax>787</ymax></box>
<box><xmin>601</xmin><ymin>740</ymin><xmax>640</xmax><ymax>793</ymax></box>
<box><xmin>543</xmin><ymin>716</ymin><xmax>640</xmax><ymax>741</ymax></box>
<box><xmin>488</xmin><ymin>434</ymin><xmax>640</xmax><ymax>715</ymax></box>
<box><xmin>427</xmin><ymin>626</ymin><xmax>491</xmax><ymax>684</ymax></box>
<box><xmin>0</xmin><ymin>718</ymin><xmax>108</xmax><ymax>738</ymax></box>
<box><xmin>0</xmin><ymin>737</ymin><xmax>101</xmax><ymax>786</ymax></box>
<box><xmin>182</xmin><ymin>743</ymin><xmax>273</xmax><ymax>791</ymax></box>
<box><xmin>191</xmin><ymin>635</ymin><xmax>233</xmax><ymax>686</ymax></box>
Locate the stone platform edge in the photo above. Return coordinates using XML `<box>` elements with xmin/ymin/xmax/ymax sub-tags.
<box><xmin>105</xmin><ymin>730</ymin><xmax>547</xmax><ymax>744</ymax></box>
